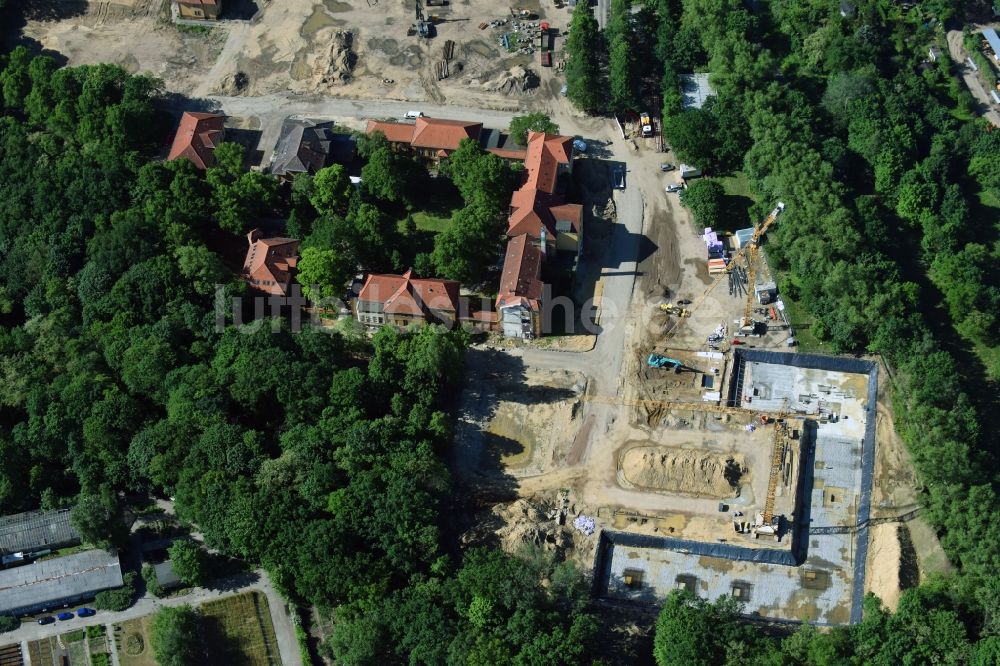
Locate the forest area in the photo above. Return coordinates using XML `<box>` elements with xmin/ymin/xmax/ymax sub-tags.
<box><xmin>562</xmin><ymin>0</ymin><xmax>1000</xmax><ymax>663</ymax></box>
<box><xmin>0</xmin><ymin>36</ymin><xmax>593</xmax><ymax>666</ymax></box>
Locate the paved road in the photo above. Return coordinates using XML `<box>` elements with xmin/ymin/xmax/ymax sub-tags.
<box><xmin>5</xmin><ymin>570</ymin><xmax>302</xmax><ymax>666</ymax></box>
<box><xmin>945</xmin><ymin>28</ymin><xmax>1000</xmax><ymax>127</ymax></box>
<box><xmin>597</xmin><ymin>0</ymin><xmax>609</xmax><ymax>30</ymax></box>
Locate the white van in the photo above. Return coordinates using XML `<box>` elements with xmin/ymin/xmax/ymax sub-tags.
<box><xmin>404</xmin><ymin>110</ymin><xmax>425</xmax><ymax>119</ymax></box>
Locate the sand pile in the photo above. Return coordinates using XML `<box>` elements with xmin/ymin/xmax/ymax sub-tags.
<box><xmin>480</xmin><ymin>66</ymin><xmax>539</xmax><ymax>94</ymax></box>
<box><xmin>315</xmin><ymin>31</ymin><xmax>354</xmax><ymax>86</ymax></box>
<box><xmin>621</xmin><ymin>446</ymin><xmax>747</xmax><ymax>498</ymax></box>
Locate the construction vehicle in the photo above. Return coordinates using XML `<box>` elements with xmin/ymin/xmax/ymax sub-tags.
<box><xmin>640</xmin><ymin>112</ymin><xmax>653</xmax><ymax>138</ymax></box>
<box><xmin>738</xmin><ymin>203</ymin><xmax>785</xmax><ymax>335</ymax></box>
<box><xmin>659</xmin><ymin>303</ymin><xmax>690</xmax><ymax>317</ymax></box>
<box><xmin>647</xmin><ymin>354</ymin><xmax>685</xmax><ymax>371</ymax></box>
<box><xmin>415</xmin><ymin>0</ymin><xmax>432</xmax><ymax>37</ymax></box>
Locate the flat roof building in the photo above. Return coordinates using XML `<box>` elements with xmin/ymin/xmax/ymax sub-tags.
<box><xmin>0</xmin><ymin>509</ymin><xmax>79</xmax><ymax>555</ymax></box>
<box><xmin>984</xmin><ymin>28</ymin><xmax>1000</xmax><ymax>61</ymax></box>
<box><xmin>680</xmin><ymin>73</ymin><xmax>715</xmax><ymax>110</ymax></box>
<box><xmin>0</xmin><ymin>550</ymin><xmax>123</xmax><ymax>616</ymax></box>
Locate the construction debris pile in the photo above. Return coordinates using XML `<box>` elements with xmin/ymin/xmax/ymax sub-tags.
<box><xmin>493</xmin><ymin>499</ymin><xmax>573</xmax><ymax>555</ymax></box>
<box><xmin>573</xmin><ymin>515</ymin><xmax>596</xmax><ymax>536</ymax></box>
<box><xmin>314</xmin><ymin>31</ymin><xmax>355</xmax><ymax>87</ymax></box>
<box><xmin>479</xmin><ymin>65</ymin><xmax>539</xmax><ymax>94</ymax></box>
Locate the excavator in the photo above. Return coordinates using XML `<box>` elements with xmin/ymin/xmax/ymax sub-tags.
<box><xmin>659</xmin><ymin>303</ymin><xmax>691</xmax><ymax>317</ymax></box>
<box><xmin>414</xmin><ymin>0</ymin><xmax>433</xmax><ymax>38</ymax></box>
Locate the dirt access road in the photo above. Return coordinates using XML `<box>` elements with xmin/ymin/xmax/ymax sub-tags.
<box><xmin>946</xmin><ymin>28</ymin><xmax>1000</xmax><ymax>127</ymax></box>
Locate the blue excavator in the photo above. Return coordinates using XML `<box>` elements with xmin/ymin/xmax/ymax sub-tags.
<box><xmin>647</xmin><ymin>354</ymin><xmax>692</xmax><ymax>372</ymax></box>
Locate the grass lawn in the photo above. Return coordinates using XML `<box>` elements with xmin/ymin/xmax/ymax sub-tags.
<box><xmin>114</xmin><ymin>618</ymin><xmax>156</xmax><ymax>666</ymax></box>
<box><xmin>713</xmin><ymin>171</ymin><xmax>757</xmax><ymax>232</ymax></box>
<box><xmin>772</xmin><ymin>271</ymin><xmax>832</xmax><ymax>353</ymax></box>
<box><xmin>200</xmin><ymin>592</ymin><xmax>281</xmax><ymax>666</ymax></box>
<box><xmin>409</xmin><ymin>209</ymin><xmax>456</xmax><ymax>233</ymax></box>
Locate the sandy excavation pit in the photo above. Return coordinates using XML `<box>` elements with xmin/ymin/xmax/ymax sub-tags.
<box><xmin>619</xmin><ymin>445</ymin><xmax>748</xmax><ymax>498</ymax></box>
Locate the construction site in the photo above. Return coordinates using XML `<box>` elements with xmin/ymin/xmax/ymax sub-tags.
<box><xmin>16</xmin><ymin>0</ymin><xmax>575</xmax><ymax>109</ymax></box>
<box><xmin>453</xmin><ymin>187</ymin><xmax>928</xmax><ymax>625</ymax></box>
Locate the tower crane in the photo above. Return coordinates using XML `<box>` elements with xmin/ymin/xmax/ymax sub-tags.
<box><xmin>663</xmin><ymin>202</ymin><xmax>785</xmax><ymax>342</ymax></box>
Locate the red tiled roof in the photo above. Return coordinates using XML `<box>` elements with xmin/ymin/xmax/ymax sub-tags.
<box><xmin>487</xmin><ymin>147</ymin><xmax>527</xmax><ymax>160</ymax></box>
<box><xmin>508</xmin><ymin>191</ymin><xmax>557</xmax><ymax>239</ymax></box>
<box><xmin>496</xmin><ymin>234</ymin><xmax>543</xmax><ymax>312</ymax></box>
<box><xmin>522</xmin><ymin>131</ymin><xmax>573</xmax><ymax>194</ymax></box>
<box><xmin>242</xmin><ymin>230</ymin><xmax>299</xmax><ymax>296</ymax></box>
<box><xmin>548</xmin><ymin>202</ymin><xmax>583</xmax><ymax>233</ymax></box>
<box><xmin>358</xmin><ymin>269</ymin><xmax>460</xmax><ymax>316</ymax></box>
<box><xmin>167</xmin><ymin>112</ymin><xmax>225</xmax><ymax>170</ymax></box>
<box><xmin>365</xmin><ymin>120</ymin><xmax>417</xmax><ymax>144</ymax></box>
<box><xmin>506</xmin><ymin>131</ymin><xmax>578</xmax><ymax>241</ymax></box>
<box><xmin>411</xmin><ymin>117</ymin><xmax>482</xmax><ymax>151</ymax></box>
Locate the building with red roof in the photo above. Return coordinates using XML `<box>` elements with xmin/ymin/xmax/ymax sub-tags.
<box><xmin>177</xmin><ymin>0</ymin><xmax>221</xmax><ymax>20</ymax></box>
<box><xmin>506</xmin><ymin>131</ymin><xmax>581</xmax><ymax>255</ymax></box>
<box><xmin>356</xmin><ymin>270</ymin><xmax>461</xmax><ymax>329</ymax></box>
<box><xmin>365</xmin><ymin>117</ymin><xmax>527</xmax><ymax>163</ymax></box>
<box><xmin>496</xmin><ymin>234</ymin><xmax>544</xmax><ymax>339</ymax></box>
<box><xmin>167</xmin><ymin>112</ymin><xmax>226</xmax><ymax>170</ymax></box>
<box><xmin>241</xmin><ymin>229</ymin><xmax>300</xmax><ymax>297</ymax></box>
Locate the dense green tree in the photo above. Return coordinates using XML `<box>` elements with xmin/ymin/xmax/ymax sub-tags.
<box><xmin>296</xmin><ymin>246</ymin><xmax>352</xmax><ymax>301</ymax></box>
<box><xmin>431</xmin><ymin>204</ymin><xmax>503</xmax><ymax>284</ymax></box>
<box><xmin>150</xmin><ymin>605</ymin><xmax>203</xmax><ymax>666</ymax></box>
<box><xmin>310</xmin><ymin>164</ymin><xmax>353</xmax><ymax>215</ymax></box>
<box><xmin>94</xmin><ymin>572</ymin><xmax>137</xmax><ymax>611</ymax></box>
<box><xmin>446</xmin><ymin>139</ymin><xmax>520</xmax><ymax>212</ymax></box>
<box><xmin>71</xmin><ymin>486</ymin><xmax>128</xmax><ymax>550</ymax></box>
<box><xmin>607</xmin><ymin>0</ymin><xmax>639</xmax><ymax>111</ymax></box>
<box><xmin>508</xmin><ymin>113</ymin><xmax>560</xmax><ymax>144</ymax></box>
<box><xmin>168</xmin><ymin>540</ymin><xmax>212</xmax><ymax>587</ymax></box>
<box><xmin>361</xmin><ymin>146</ymin><xmax>408</xmax><ymax>203</ymax></box>
<box><xmin>564</xmin><ymin>2</ymin><xmax>604</xmax><ymax>112</ymax></box>
<box><xmin>678</xmin><ymin>179</ymin><xmax>725</xmax><ymax>228</ymax></box>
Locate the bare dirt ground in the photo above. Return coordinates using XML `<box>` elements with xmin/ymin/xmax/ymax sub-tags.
<box><xmin>865</xmin><ymin>522</ymin><xmax>902</xmax><ymax>610</ymax></box>
<box><xmin>19</xmin><ymin>0</ymin><xmax>226</xmax><ymax>94</ymax></box>
<box><xmin>21</xmin><ymin>0</ymin><xmax>574</xmax><ymax>109</ymax></box>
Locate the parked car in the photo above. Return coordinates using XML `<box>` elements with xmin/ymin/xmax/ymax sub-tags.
<box><xmin>56</xmin><ymin>612</ymin><xmax>74</xmax><ymax>621</ymax></box>
<box><xmin>612</xmin><ymin>167</ymin><xmax>625</xmax><ymax>190</ymax></box>
<box><xmin>37</xmin><ymin>616</ymin><xmax>55</xmax><ymax>625</ymax></box>
<box><xmin>75</xmin><ymin>608</ymin><xmax>95</xmax><ymax>618</ymax></box>
<box><xmin>660</xmin><ymin>162</ymin><xmax>675</xmax><ymax>172</ymax></box>
<box><xmin>403</xmin><ymin>110</ymin><xmax>424</xmax><ymax>119</ymax></box>
<box><xmin>665</xmin><ymin>183</ymin><xmax>684</xmax><ymax>193</ymax></box>
<box><xmin>677</xmin><ymin>299</ymin><xmax>692</xmax><ymax>305</ymax></box>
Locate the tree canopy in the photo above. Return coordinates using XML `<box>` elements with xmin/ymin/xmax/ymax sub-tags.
<box><xmin>508</xmin><ymin>113</ymin><xmax>560</xmax><ymax>144</ymax></box>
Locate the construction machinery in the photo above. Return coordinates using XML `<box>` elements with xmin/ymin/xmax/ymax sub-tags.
<box><xmin>738</xmin><ymin>202</ymin><xmax>785</xmax><ymax>335</ymax></box>
<box><xmin>659</xmin><ymin>303</ymin><xmax>690</xmax><ymax>317</ymax></box>
<box><xmin>640</xmin><ymin>112</ymin><xmax>653</xmax><ymax>137</ymax></box>
<box><xmin>415</xmin><ymin>0</ymin><xmax>432</xmax><ymax>37</ymax></box>
<box><xmin>752</xmin><ymin>398</ymin><xmax>790</xmax><ymax>540</ymax></box>
<box><xmin>664</xmin><ymin>202</ymin><xmax>785</xmax><ymax>343</ymax></box>
<box><xmin>647</xmin><ymin>354</ymin><xmax>686</xmax><ymax>371</ymax></box>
